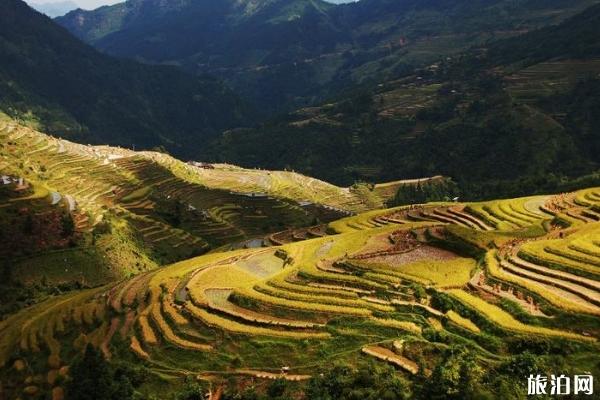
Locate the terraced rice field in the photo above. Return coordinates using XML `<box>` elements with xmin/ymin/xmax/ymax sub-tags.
<box><xmin>446</xmin><ymin>310</ymin><xmax>480</xmax><ymax>333</ymax></box>
<box><xmin>2</xmin><ymin>115</ymin><xmax>600</xmax><ymax>398</ymax></box>
<box><xmin>353</xmin><ymin>246</ymin><xmax>476</xmax><ymax>288</ymax></box>
<box><xmin>4</xmin><ymin>187</ymin><xmax>599</xmax><ymax>398</ymax></box>
<box><xmin>446</xmin><ymin>289</ymin><xmax>592</xmax><ymax>341</ymax></box>
<box><xmin>466</xmin><ymin>196</ymin><xmax>549</xmax><ymax>231</ymax></box>
<box><xmin>519</xmin><ymin>224</ymin><xmax>600</xmax><ymax>278</ymax></box>
<box><xmin>1</xmin><ymin>117</ymin><xmax>416</xmax><ymax>268</ymax></box>
<box><xmin>506</xmin><ymin>60</ymin><xmax>600</xmax><ymax>104</ymax></box>
<box><xmin>0</xmin><ymin>286</ymin><xmax>107</xmax><ymax>368</ymax></box>
<box><xmin>362</xmin><ymin>345</ymin><xmax>420</xmax><ymax>374</ymax></box>
<box><xmin>329</xmin><ymin>202</ymin><xmax>503</xmax><ymax>234</ymax></box>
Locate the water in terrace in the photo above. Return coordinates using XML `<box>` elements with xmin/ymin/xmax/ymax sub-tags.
<box><xmin>236</xmin><ymin>252</ymin><xmax>284</xmax><ymax>278</ymax></box>
<box><xmin>230</xmin><ymin>237</ymin><xmax>267</xmax><ymax>250</ymax></box>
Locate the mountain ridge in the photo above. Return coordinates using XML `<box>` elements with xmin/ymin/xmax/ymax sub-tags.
<box><xmin>0</xmin><ymin>0</ymin><xmax>252</xmax><ymax>158</ymax></box>
<box><xmin>199</xmin><ymin>1</ymin><xmax>600</xmax><ymax>197</ymax></box>
<box><xmin>57</xmin><ymin>0</ymin><xmax>600</xmax><ymax>111</ymax></box>
<box><xmin>29</xmin><ymin>0</ymin><xmax>77</xmax><ymax>17</ymax></box>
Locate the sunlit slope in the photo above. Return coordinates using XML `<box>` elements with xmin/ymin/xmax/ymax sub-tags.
<box><xmin>2</xmin><ymin>187</ymin><xmax>599</xmax><ymax>398</ymax></box>
<box><xmin>1</xmin><ymin>112</ymin><xmax>448</xmax><ymax>320</ymax></box>
<box><xmin>0</xmin><ymin>112</ymin><xmax>408</xmax><ymax>217</ymax></box>
<box><xmin>104</xmin><ymin>149</ymin><xmax>420</xmax><ymax>213</ymax></box>
<box><xmin>0</xmin><ymin>113</ymin><xmax>427</xmax><ymax>287</ymax></box>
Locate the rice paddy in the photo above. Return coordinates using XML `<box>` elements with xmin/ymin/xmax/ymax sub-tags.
<box><xmin>1</xmin><ymin>116</ymin><xmax>599</xmax><ymax>398</ymax></box>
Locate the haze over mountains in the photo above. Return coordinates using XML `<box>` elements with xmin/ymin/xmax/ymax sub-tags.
<box><xmin>27</xmin><ymin>0</ymin><xmax>121</xmax><ymax>12</ymax></box>
<box><xmin>57</xmin><ymin>0</ymin><xmax>599</xmax><ymax>111</ymax></box>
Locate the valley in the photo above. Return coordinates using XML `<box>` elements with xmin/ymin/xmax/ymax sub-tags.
<box><xmin>57</xmin><ymin>0</ymin><xmax>600</xmax><ymax>112</ymax></box>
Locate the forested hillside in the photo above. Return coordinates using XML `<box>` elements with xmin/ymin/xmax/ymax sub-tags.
<box><xmin>7</xmin><ymin>0</ymin><xmax>600</xmax><ymax>199</ymax></box>
<box><xmin>57</xmin><ymin>0</ymin><xmax>600</xmax><ymax>112</ymax></box>
<box><xmin>202</xmin><ymin>3</ymin><xmax>600</xmax><ymax>199</ymax></box>
<box><xmin>0</xmin><ymin>0</ymin><xmax>251</xmax><ymax>157</ymax></box>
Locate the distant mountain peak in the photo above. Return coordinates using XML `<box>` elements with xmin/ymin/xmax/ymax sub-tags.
<box><xmin>29</xmin><ymin>0</ymin><xmax>77</xmax><ymax>17</ymax></box>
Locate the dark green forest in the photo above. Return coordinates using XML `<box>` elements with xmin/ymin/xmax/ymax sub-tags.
<box><xmin>200</xmin><ymin>3</ymin><xmax>600</xmax><ymax>200</ymax></box>
<box><xmin>0</xmin><ymin>0</ymin><xmax>252</xmax><ymax>157</ymax></box>
<box><xmin>57</xmin><ymin>0</ymin><xmax>599</xmax><ymax>112</ymax></box>
<box><xmin>3</xmin><ymin>0</ymin><xmax>600</xmax><ymax>200</ymax></box>
<box><xmin>67</xmin><ymin>344</ymin><xmax>575</xmax><ymax>400</ymax></box>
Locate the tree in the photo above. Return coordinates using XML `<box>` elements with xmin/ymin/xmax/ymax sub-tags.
<box><xmin>266</xmin><ymin>378</ymin><xmax>288</xmax><ymax>398</ymax></box>
<box><xmin>489</xmin><ymin>352</ymin><xmax>547</xmax><ymax>399</ymax></box>
<box><xmin>390</xmin><ymin>178</ymin><xmax>459</xmax><ymax>207</ymax></box>
<box><xmin>306</xmin><ymin>362</ymin><xmax>411</xmax><ymax>400</ymax></box>
<box><xmin>66</xmin><ymin>345</ymin><xmax>136</xmax><ymax>400</ymax></box>
<box><xmin>66</xmin><ymin>345</ymin><xmax>113</xmax><ymax>400</ymax></box>
<box><xmin>411</xmin><ymin>283</ymin><xmax>427</xmax><ymax>302</ymax></box>
<box><xmin>61</xmin><ymin>213</ymin><xmax>75</xmax><ymax>237</ymax></box>
<box><xmin>111</xmin><ymin>374</ymin><xmax>134</xmax><ymax>399</ymax></box>
<box><xmin>175</xmin><ymin>381</ymin><xmax>207</xmax><ymax>400</ymax></box>
<box><xmin>420</xmin><ymin>346</ymin><xmax>488</xmax><ymax>400</ymax></box>
<box><xmin>498</xmin><ymin>352</ymin><xmax>546</xmax><ymax>378</ymax></box>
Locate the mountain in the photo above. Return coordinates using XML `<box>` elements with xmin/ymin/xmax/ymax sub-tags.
<box><xmin>0</xmin><ymin>112</ymin><xmax>427</xmax><ymax>315</ymax></box>
<box><xmin>2</xmin><ymin>1</ymin><xmax>600</xmax><ymax>399</ymax></box>
<box><xmin>2</xmin><ymin>117</ymin><xmax>600</xmax><ymax>397</ymax></box>
<box><xmin>0</xmin><ymin>0</ymin><xmax>252</xmax><ymax>158</ymax></box>
<box><xmin>200</xmin><ymin>2</ymin><xmax>600</xmax><ymax>199</ymax></box>
<box><xmin>57</xmin><ymin>0</ymin><xmax>600</xmax><ymax>112</ymax></box>
<box><xmin>29</xmin><ymin>0</ymin><xmax>77</xmax><ymax>17</ymax></box>
<box><xmin>58</xmin><ymin>0</ymin><xmax>343</xmax><ymax>111</ymax></box>
<box><xmin>485</xmin><ymin>1</ymin><xmax>600</xmax><ymax>64</ymax></box>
